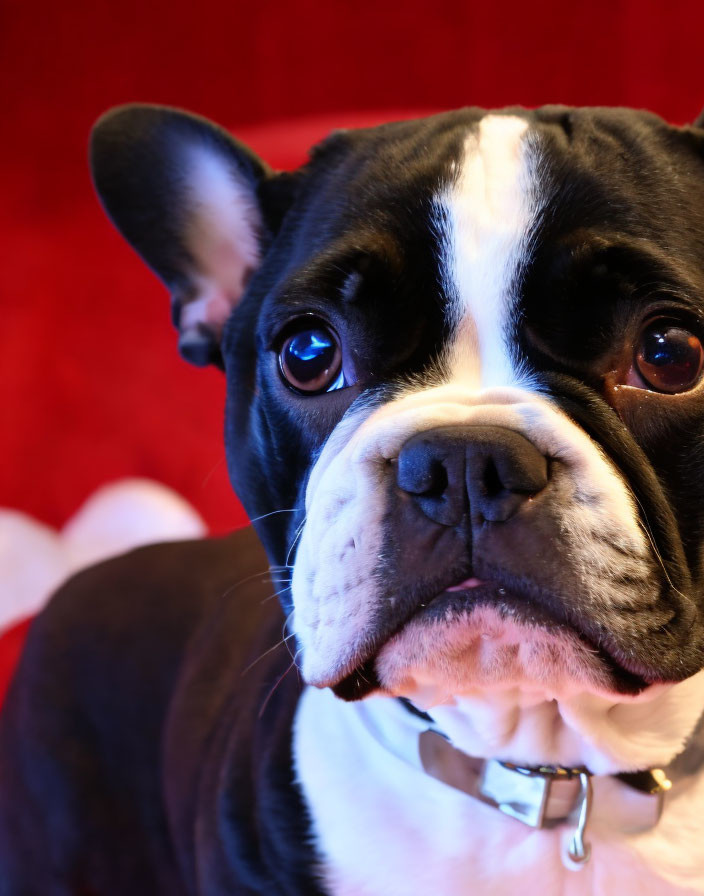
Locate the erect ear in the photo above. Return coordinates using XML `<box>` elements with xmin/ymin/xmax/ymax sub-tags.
<box><xmin>695</xmin><ymin>109</ymin><xmax>704</xmax><ymax>129</ymax></box>
<box><xmin>90</xmin><ymin>104</ymin><xmax>276</xmax><ymax>367</ymax></box>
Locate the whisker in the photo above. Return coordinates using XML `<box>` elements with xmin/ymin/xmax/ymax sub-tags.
<box><xmin>200</xmin><ymin>453</ymin><xmax>227</xmax><ymax>489</ymax></box>
<box><xmin>241</xmin><ymin>628</ymin><xmax>297</xmax><ymax>676</ymax></box>
<box><xmin>261</xmin><ymin>584</ymin><xmax>292</xmax><ymax>604</ymax></box>
<box><xmin>282</xmin><ymin>610</ymin><xmax>298</xmax><ymax>663</ymax></box>
<box><xmin>257</xmin><ymin>650</ymin><xmax>302</xmax><ymax>719</ymax></box>
<box><xmin>286</xmin><ymin>516</ymin><xmax>307</xmax><ymax>567</ymax></box>
<box><xmin>247</xmin><ymin>508</ymin><xmax>299</xmax><ymax>525</ymax></box>
<box><xmin>356</xmin><ymin>665</ymin><xmax>370</xmax><ymax>685</ymax></box>
<box><xmin>630</xmin><ymin>491</ymin><xmax>688</xmax><ymax>601</ymax></box>
<box><xmin>218</xmin><ymin>568</ymin><xmax>275</xmax><ymax>600</ymax></box>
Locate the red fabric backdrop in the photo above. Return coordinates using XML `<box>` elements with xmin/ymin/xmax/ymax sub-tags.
<box><xmin>2</xmin><ymin>0</ymin><xmax>704</xmax><ymax>535</ymax></box>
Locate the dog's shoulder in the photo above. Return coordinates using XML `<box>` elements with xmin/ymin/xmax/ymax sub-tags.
<box><xmin>0</xmin><ymin>527</ymin><xmax>315</xmax><ymax>894</ymax></box>
<box><xmin>3</xmin><ymin>527</ymin><xmax>270</xmax><ymax>726</ymax></box>
<box><xmin>162</xmin><ymin>535</ymin><xmax>325</xmax><ymax>895</ymax></box>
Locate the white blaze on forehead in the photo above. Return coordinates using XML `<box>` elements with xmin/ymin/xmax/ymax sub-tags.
<box><xmin>440</xmin><ymin>114</ymin><xmax>536</xmax><ymax>388</ymax></box>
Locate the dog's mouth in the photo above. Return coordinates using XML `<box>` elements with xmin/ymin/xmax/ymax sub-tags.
<box><xmin>331</xmin><ymin>575</ymin><xmax>652</xmax><ymax>701</ymax></box>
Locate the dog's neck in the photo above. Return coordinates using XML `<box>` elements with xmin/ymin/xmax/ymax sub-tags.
<box><xmin>384</xmin><ymin>672</ymin><xmax>704</xmax><ymax>773</ymax></box>
<box><xmin>294</xmin><ymin>678</ymin><xmax>704</xmax><ymax>894</ymax></box>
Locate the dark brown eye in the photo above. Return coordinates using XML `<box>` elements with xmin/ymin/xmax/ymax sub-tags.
<box><xmin>635</xmin><ymin>320</ymin><xmax>704</xmax><ymax>393</ymax></box>
<box><xmin>278</xmin><ymin>320</ymin><xmax>344</xmax><ymax>394</ymax></box>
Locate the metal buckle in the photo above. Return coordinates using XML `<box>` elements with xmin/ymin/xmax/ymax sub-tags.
<box><xmin>477</xmin><ymin>760</ymin><xmax>585</xmax><ymax>829</ymax></box>
<box><xmin>418</xmin><ymin>728</ymin><xmax>675</xmax><ymax>869</ymax></box>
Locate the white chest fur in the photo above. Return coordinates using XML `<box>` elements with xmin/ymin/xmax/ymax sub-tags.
<box><xmin>294</xmin><ymin>686</ymin><xmax>704</xmax><ymax>896</ymax></box>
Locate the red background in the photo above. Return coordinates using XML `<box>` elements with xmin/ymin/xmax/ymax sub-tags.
<box><xmin>2</xmin><ymin>0</ymin><xmax>704</xmax><ymax>535</ymax></box>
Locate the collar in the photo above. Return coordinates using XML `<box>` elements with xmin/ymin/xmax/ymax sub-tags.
<box><xmin>399</xmin><ymin>698</ymin><xmax>704</xmax><ymax>868</ymax></box>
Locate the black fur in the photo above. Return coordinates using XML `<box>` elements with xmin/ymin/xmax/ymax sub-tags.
<box><xmin>0</xmin><ymin>530</ymin><xmax>322</xmax><ymax>894</ymax></box>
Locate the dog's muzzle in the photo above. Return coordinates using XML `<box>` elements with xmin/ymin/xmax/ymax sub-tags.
<box><xmin>292</xmin><ymin>386</ymin><xmax>683</xmax><ymax>694</ymax></box>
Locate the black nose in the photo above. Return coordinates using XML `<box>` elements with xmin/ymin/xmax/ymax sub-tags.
<box><xmin>396</xmin><ymin>425</ymin><xmax>549</xmax><ymax>527</ymax></box>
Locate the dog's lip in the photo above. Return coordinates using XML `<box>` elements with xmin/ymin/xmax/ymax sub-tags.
<box><xmin>418</xmin><ymin>577</ymin><xmax>574</xmax><ymax>634</ymax></box>
<box><xmin>331</xmin><ymin>574</ymin><xmax>652</xmax><ymax>699</ymax></box>
<box><xmin>423</xmin><ymin>577</ymin><xmax>654</xmax><ymax>693</ymax></box>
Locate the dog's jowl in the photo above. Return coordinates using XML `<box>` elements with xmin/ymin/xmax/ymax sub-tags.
<box><xmin>2</xmin><ymin>104</ymin><xmax>704</xmax><ymax>894</ymax></box>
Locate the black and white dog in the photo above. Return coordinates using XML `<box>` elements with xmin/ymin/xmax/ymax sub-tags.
<box><xmin>2</xmin><ymin>104</ymin><xmax>704</xmax><ymax>894</ymax></box>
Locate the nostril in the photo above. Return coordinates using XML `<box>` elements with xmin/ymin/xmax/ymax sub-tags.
<box><xmin>481</xmin><ymin>457</ymin><xmax>503</xmax><ymax>498</ymax></box>
<box><xmin>397</xmin><ymin>436</ymin><xmax>466</xmax><ymax>527</ymax></box>
<box><xmin>468</xmin><ymin>430</ymin><xmax>548</xmax><ymax>522</ymax></box>
<box><xmin>426</xmin><ymin>460</ymin><xmax>448</xmax><ymax>496</ymax></box>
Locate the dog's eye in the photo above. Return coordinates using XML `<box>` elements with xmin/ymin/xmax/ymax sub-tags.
<box><xmin>634</xmin><ymin>319</ymin><xmax>704</xmax><ymax>393</ymax></box>
<box><xmin>278</xmin><ymin>320</ymin><xmax>344</xmax><ymax>394</ymax></box>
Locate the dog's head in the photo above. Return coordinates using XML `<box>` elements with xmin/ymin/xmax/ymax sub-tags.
<box><xmin>91</xmin><ymin>104</ymin><xmax>704</xmax><ymax>713</ymax></box>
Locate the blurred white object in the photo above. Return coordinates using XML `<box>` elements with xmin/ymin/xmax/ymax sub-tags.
<box><xmin>0</xmin><ymin>479</ymin><xmax>206</xmax><ymax>633</ymax></box>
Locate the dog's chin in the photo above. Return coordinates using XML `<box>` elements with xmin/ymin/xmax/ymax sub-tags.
<box><xmin>329</xmin><ymin>587</ymin><xmax>652</xmax><ymax>703</ymax></box>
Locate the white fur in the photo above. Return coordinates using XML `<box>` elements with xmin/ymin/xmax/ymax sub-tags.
<box><xmin>439</xmin><ymin>114</ymin><xmax>535</xmax><ymax>388</ymax></box>
<box><xmin>295</xmin><ymin>682</ymin><xmax>704</xmax><ymax>896</ymax></box>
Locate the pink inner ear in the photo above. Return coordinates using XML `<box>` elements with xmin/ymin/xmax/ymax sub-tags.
<box><xmin>181</xmin><ymin>146</ymin><xmax>262</xmax><ymax>340</ymax></box>
<box><xmin>179</xmin><ymin>286</ymin><xmax>237</xmax><ymax>339</ymax></box>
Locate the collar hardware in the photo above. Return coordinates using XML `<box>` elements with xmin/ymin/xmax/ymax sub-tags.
<box><xmin>417</xmin><ymin>727</ymin><xmax>680</xmax><ymax>868</ymax></box>
<box><xmin>477</xmin><ymin>759</ymin><xmax>588</xmax><ymax>830</ymax></box>
<box><xmin>405</xmin><ymin>701</ymin><xmax>704</xmax><ymax>870</ymax></box>
<box><xmin>615</xmin><ymin>767</ymin><xmax>672</xmax><ymax>795</ymax></box>
<box><xmin>567</xmin><ymin>772</ymin><xmax>592</xmax><ymax>865</ymax></box>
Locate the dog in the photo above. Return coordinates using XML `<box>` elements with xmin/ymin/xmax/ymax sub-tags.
<box><xmin>2</xmin><ymin>102</ymin><xmax>704</xmax><ymax>895</ymax></box>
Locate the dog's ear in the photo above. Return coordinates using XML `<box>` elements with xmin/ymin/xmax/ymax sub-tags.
<box><xmin>90</xmin><ymin>104</ymin><xmax>283</xmax><ymax>367</ymax></box>
<box><xmin>693</xmin><ymin>109</ymin><xmax>704</xmax><ymax>129</ymax></box>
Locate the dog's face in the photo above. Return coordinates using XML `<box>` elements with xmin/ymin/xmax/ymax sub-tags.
<box><xmin>91</xmin><ymin>104</ymin><xmax>704</xmax><ymax>710</ymax></box>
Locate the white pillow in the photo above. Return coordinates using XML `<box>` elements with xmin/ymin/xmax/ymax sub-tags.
<box><xmin>0</xmin><ymin>479</ymin><xmax>206</xmax><ymax>633</ymax></box>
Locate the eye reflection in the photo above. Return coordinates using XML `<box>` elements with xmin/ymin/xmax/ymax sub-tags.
<box><xmin>278</xmin><ymin>321</ymin><xmax>344</xmax><ymax>394</ymax></box>
<box><xmin>635</xmin><ymin>321</ymin><xmax>704</xmax><ymax>394</ymax></box>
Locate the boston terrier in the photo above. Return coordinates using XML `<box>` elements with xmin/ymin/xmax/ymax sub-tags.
<box><xmin>2</xmin><ymin>103</ymin><xmax>704</xmax><ymax>895</ymax></box>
